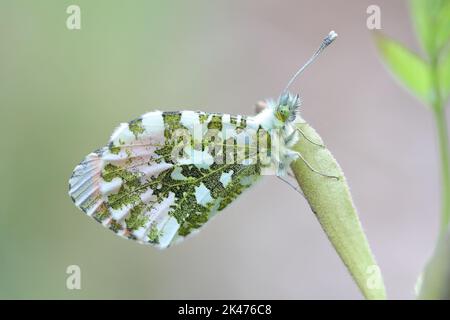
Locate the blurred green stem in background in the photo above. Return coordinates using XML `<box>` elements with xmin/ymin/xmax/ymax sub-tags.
<box><xmin>374</xmin><ymin>0</ymin><xmax>450</xmax><ymax>299</ymax></box>
<box><xmin>420</xmin><ymin>55</ymin><xmax>450</xmax><ymax>299</ymax></box>
<box><xmin>433</xmin><ymin>105</ymin><xmax>450</xmax><ymax>238</ymax></box>
<box><xmin>431</xmin><ymin>57</ymin><xmax>450</xmax><ymax>239</ymax></box>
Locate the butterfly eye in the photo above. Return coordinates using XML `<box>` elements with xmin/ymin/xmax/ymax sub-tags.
<box><xmin>275</xmin><ymin>105</ymin><xmax>290</xmax><ymax>122</ymax></box>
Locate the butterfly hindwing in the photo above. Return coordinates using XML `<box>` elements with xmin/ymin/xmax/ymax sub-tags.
<box><xmin>69</xmin><ymin>110</ymin><xmax>265</xmax><ymax>248</ymax></box>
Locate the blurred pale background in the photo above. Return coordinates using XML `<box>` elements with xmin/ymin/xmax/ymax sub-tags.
<box><xmin>0</xmin><ymin>0</ymin><xmax>447</xmax><ymax>299</ymax></box>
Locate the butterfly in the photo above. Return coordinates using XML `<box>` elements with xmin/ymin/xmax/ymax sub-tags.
<box><xmin>68</xmin><ymin>31</ymin><xmax>337</xmax><ymax>249</ymax></box>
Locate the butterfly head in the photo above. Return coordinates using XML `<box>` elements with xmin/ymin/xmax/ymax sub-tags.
<box><xmin>273</xmin><ymin>30</ymin><xmax>337</xmax><ymax>125</ymax></box>
<box><xmin>275</xmin><ymin>92</ymin><xmax>301</xmax><ymax>123</ymax></box>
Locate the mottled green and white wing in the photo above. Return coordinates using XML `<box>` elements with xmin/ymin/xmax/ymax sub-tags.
<box><xmin>68</xmin><ymin>111</ymin><xmax>264</xmax><ymax>249</ymax></box>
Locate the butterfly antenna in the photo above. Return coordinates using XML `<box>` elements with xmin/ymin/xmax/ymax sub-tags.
<box><xmin>283</xmin><ymin>30</ymin><xmax>338</xmax><ymax>93</ymax></box>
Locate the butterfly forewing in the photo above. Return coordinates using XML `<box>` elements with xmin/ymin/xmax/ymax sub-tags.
<box><xmin>68</xmin><ymin>111</ymin><xmax>267</xmax><ymax>249</ymax></box>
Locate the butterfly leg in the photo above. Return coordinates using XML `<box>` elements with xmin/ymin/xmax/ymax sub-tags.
<box><xmin>295</xmin><ymin>152</ymin><xmax>339</xmax><ymax>180</ymax></box>
<box><xmin>296</xmin><ymin>127</ymin><xmax>325</xmax><ymax>148</ymax></box>
<box><xmin>277</xmin><ymin>175</ymin><xmax>306</xmax><ymax>199</ymax></box>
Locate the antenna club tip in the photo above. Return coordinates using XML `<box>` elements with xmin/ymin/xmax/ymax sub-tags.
<box><xmin>328</xmin><ymin>30</ymin><xmax>338</xmax><ymax>41</ymax></box>
<box><xmin>282</xmin><ymin>30</ymin><xmax>337</xmax><ymax>92</ymax></box>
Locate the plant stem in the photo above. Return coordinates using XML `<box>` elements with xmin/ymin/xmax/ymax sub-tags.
<box><xmin>431</xmin><ymin>57</ymin><xmax>450</xmax><ymax>239</ymax></box>
<box><xmin>433</xmin><ymin>108</ymin><xmax>450</xmax><ymax>237</ymax></box>
<box><xmin>291</xmin><ymin>120</ymin><xmax>386</xmax><ymax>300</ymax></box>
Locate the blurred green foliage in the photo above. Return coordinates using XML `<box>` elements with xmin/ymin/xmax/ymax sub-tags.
<box><xmin>375</xmin><ymin>0</ymin><xmax>450</xmax><ymax>300</ymax></box>
<box><xmin>0</xmin><ymin>0</ymin><xmax>195</xmax><ymax>299</ymax></box>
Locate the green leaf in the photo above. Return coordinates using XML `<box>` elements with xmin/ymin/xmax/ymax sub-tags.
<box><xmin>435</xmin><ymin>2</ymin><xmax>450</xmax><ymax>53</ymax></box>
<box><xmin>417</xmin><ymin>228</ymin><xmax>450</xmax><ymax>299</ymax></box>
<box><xmin>290</xmin><ymin>120</ymin><xmax>386</xmax><ymax>300</ymax></box>
<box><xmin>411</xmin><ymin>0</ymin><xmax>436</xmax><ymax>56</ymax></box>
<box><xmin>439</xmin><ymin>51</ymin><xmax>450</xmax><ymax>102</ymax></box>
<box><xmin>374</xmin><ymin>33</ymin><xmax>434</xmax><ymax>105</ymax></box>
<box><xmin>411</xmin><ymin>0</ymin><xmax>450</xmax><ymax>57</ymax></box>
